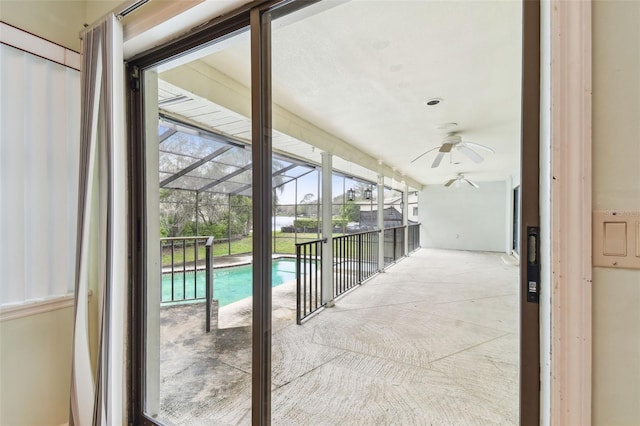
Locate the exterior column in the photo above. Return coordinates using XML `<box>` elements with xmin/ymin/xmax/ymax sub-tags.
<box><xmin>403</xmin><ymin>182</ymin><xmax>409</xmax><ymax>255</ymax></box>
<box><xmin>321</xmin><ymin>152</ymin><xmax>334</xmax><ymax>305</ymax></box>
<box><xmin>377</xmin><ymin>174</ymin><xmax>385</xmax><ymax>271</ymax></box>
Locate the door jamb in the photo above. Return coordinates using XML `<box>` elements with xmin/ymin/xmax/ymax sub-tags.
<box><xmin>548</xmin><ymin>1</ymin><xmax>592</xmax><ymax>424</ymax></box>
<box><xmin>519</xmin><ymin>1</ymin><xmax>541</xmax><ymax>425</ymax></box>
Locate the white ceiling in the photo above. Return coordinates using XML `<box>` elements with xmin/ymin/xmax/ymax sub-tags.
<box><xmin>161</xmin><ymin>0</ymin><xmax>523</xmax><ymax>186</ymax></box>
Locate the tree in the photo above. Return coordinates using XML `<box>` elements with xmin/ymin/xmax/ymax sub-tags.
<box><xmin>229</xmin><ymin>195</ymin><xmax>252</xmax><ymax>236</ymax></box>
<box><xmin>297</xmin><ymin>193</ymin><xmax>319</xmax><ymax>218</ymax></box>
<box><xmin>159</xmin><ymin>189</ymin><xmax>195</xmax><ymax>237</ymax></box>
<box><xmin>340</xmin><ymin>201</ymin><xmax>360</xmax><ymax>222</ymax></box>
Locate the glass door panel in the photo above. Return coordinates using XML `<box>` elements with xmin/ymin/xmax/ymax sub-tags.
<box><xmin>142</xmin><ymin>28</ymin><xmax>254</xmax><ymax>425</ymax></box>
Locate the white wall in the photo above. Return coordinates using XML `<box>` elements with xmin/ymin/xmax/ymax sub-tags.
<box><xmin>592</xmin><ymin>1</ymin><xmax>640</xmax><ymax>424</ymax></box>
<box><xmin>418</xmin><ymin>180</ymin><xmax>507</xmax><ymax>252</ymax></box>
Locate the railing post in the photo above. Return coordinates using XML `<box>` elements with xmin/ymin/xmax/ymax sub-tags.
<box><xmin>296</xmin><ymin>244</ymin><xmax>301</xmax><ymax>325</ymax></box>
<box><xmin>377</xmin><ymin>174</ymin><xmax>385</xmax><ymax>272</ymax></box>
<box><xmin>194</xmin><ymin>238</ymin><xmax>199</xmax><ymax>296</ymax></box>
<box><xmin>182</xmin><ymin>239</ymin><xmax>186</xmax><ymax>299</ymax></box>
<box><xmin>317</xmin><ymin>240</ymin><xmax>322</xmax><ymax>310</ymax></box>
<box><xmin>321</xmin><ymin>152</ymin><xmax>334</xmax><ymax>305</ymax></box>
<box><xmin>205</xmin><ymin>237</ymin><xmax>214</xmax><ymax>332</ymax></box>
<box><xmin>358</xmin><ymin>233</ymin><xmax>363</xmax><ymax>283</ymax></box>
<box><xmin>393</xmin><ymin>228</ymin><xmax>397</xmax><ymax>262</ymax></box>
<box><xmin>402</xmin><ymin>184</ymin><xmax>409</xmax><ymax>256</ymax></box>
<box><xmin>170</xmin><ymin>240</ymin><xmax>175</xmax><ymax>301</ymax></box>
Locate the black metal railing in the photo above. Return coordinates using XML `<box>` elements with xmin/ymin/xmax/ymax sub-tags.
<box><xmin>295</xmin><ymin>225</ymin><xmax>421</xmax><ymax>324</ymax></box>
<box><xmin>160</xmin><ymin>236</ymin><xmax>214</xmax><ymax>303</ymax></box>
<box><xmin>383</xmin><ymin>226</ymin><xmax>406</xmax><ymax>267</ymax></box>
<box><xmin>296</xmin><ymin>238</ymin><xmax>325</xmax><ymax>324</ymax></box>
<box><xmin>333</xmin><ymin>230</ymin><xmax>379</xmax><ymax>298</ymax></box>
<box><xmin>408</xmin><ymin>223</ymin><xmax>420</xmax><ymax>253</ymax></box>
<box><xmin>204</xmin><ymin>237</ymin><xmax>214</xmax><ymax>332</ymax></box>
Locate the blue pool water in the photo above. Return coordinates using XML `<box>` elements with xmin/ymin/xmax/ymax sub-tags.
<box><xmin>161</xmin><ymin>258</ymin><xmax>302</xmax><ymax>306</ymax></box>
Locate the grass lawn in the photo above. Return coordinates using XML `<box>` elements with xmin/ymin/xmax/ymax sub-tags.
<box><xmin>161</xmin><ymin>236</ymin><xmax>253</xmax><ymax>267</ymax></box>
<box><xmin>161</xmin><ymin>232</ymin><xmax>343</xmax><ymax>266</ymax></box>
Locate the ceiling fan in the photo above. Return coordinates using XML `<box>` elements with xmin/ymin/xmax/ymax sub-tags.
<box><xmin>410</xmin><ymin>133</ymin><xmax>494</xmax><ymax>168</ymax></box>
<box><xmin>444</xmin><ymin>173</ymin><xmax>479</xmax><ymax>188</ymax></box>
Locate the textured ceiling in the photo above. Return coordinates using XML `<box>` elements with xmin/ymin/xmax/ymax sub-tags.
<box><xmin>167</xmin><ymin>0</ymin><xmax>523</xmax><ymax>186</ymax></box>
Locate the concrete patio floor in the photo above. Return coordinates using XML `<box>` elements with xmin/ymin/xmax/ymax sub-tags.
<box><xmin>156</xmin><ymin>248</ymin><xmax>519</xmax><ymax>425</ymax></box>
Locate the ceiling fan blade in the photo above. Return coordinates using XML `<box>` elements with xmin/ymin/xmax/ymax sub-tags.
<box><xmin>464</xmin><ymin>179</ymin><xmax>479</xmax><ymax>188</ymax></box>
<box><xmin>410</xmin><ymin>146</ymin><xmax>439</xmax><ymax>164</ymax></box>
<box><xmin>431</xmin><ymin>151</ymin><xmax>445</xmax><ymax>168</ymax></box>
<box><xmin>444</xmin><ymin>178</ymin><xmax>457</xmax><ymax>187</ymax></box>
<box><xmin>439</xmin><ymin>142</ymin><xmax>454</xmax><ymax>153</ymax></box>
<box><xmin>457</xmin><ymin>145</ymin><xmax>484</xmax><ymax>163</ymax></box>
<box><xmin>461</xmin><ymin>141</ymin><xmax>495</xmax><ymax>153</ymax></box>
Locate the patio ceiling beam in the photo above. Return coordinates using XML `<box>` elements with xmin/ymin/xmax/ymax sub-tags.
<box><xmin>160</xmin><ymin>145</ymin><xmax>233</xmax><ymax>187</ymax></box>
<box><xmin>198</xmin><ymin>163</ymin><xmax>252</xmax><ymax>192</ymax></box>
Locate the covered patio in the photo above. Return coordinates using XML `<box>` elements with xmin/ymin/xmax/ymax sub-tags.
<box><xmin>157</xmin><ymin>248</ymin><xmax>519</xmax><ymax>425</ymax></box>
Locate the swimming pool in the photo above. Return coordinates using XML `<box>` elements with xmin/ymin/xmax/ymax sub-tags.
<box><xmin>161</xmin><ymin>258</ymin><xmax>303</xmax><ymax>306</ymax></box>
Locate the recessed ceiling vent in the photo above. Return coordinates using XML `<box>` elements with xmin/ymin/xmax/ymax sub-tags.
<box><xmin>424</xmin><ymin>98</ymin><xmax>443</xmax><ymax>106</ymax></box>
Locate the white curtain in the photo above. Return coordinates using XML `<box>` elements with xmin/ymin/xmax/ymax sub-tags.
<box><xmin>70</xmin><ymin>14</ymin><xmax>127</xmax><ymax>426</ymax></box>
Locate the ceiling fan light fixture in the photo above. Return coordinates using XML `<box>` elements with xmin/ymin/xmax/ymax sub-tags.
<box><xmin>444</xmin><ymin>173</ymin><xmax>479</xmax><ymax>189</ymax></box>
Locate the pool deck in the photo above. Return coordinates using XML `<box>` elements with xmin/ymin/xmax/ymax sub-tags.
<box><xmin>156</xmin><ymin>248</ymin><xmax>519</xmax><ymax>425</ymax></box>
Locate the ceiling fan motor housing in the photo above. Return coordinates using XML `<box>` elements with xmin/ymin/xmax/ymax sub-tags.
<box><xmin>443</xmin><ymin>134</ymin><xmax>462</xmax><ymax>145</ymax></box>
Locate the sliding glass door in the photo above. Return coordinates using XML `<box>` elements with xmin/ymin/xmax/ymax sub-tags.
<box><xmin>128</xmin><ymin>1</ymin><xmax>540</xmax><ymax>425</ymax></box>
<box><xmin>128</xmin><ymin>13</ymin><xmax>260</xmax><ymax>424</ymax></box>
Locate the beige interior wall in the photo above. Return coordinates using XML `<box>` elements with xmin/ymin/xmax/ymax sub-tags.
<box><xmin>592</xmin><ymin>1</ymin><xmax>640</xmax><ymax>424</ymax></box>
<box><xmin>0</xmin><ymin>0</ymin><xmax>125</xmax><ymax>51</ymax></box>
<box><xmin>0</xmin><ymin>307</ymin><xmax>75</xmax><ymax>425</ymax></box>
<box><xmin>85</xmin><ymin>0</ymin><xmax>126</xmax><ymax>28</ymax></box>
<box><xmin>0</xmin><ymin>1</ymin><xmax>86</xmax><ymax>50</ymax></box>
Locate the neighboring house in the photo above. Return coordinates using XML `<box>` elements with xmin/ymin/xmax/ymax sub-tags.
<box><xmin>359</xmin><ymin>206</ymin><xmax>415</xmax><ymax>229</ymax></box>
<box><xmin>358</xmin><ymin>192</ymin><xmax>419</xmax><ymax>228</ymax></box>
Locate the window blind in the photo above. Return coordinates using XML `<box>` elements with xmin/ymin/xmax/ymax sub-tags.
<box><xmin>0</xmin><ymin>43</ymin><xmax>80</xmax><ymax>306</ymax></box>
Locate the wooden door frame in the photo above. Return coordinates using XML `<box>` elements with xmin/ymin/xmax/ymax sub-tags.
<box><xmin>519</xmin><ymin>1</ymin><xmax>541</xmax><ymax>424</ymax></box>
<box><xmin>522</xmin><ymin>1</ymin><xmax>593</xmax><ymax>423</ymax></box>
<box><xmin>548</xmin><ymin>1</ymin><xmax>593</xmax><ymax>424</ymax></box>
